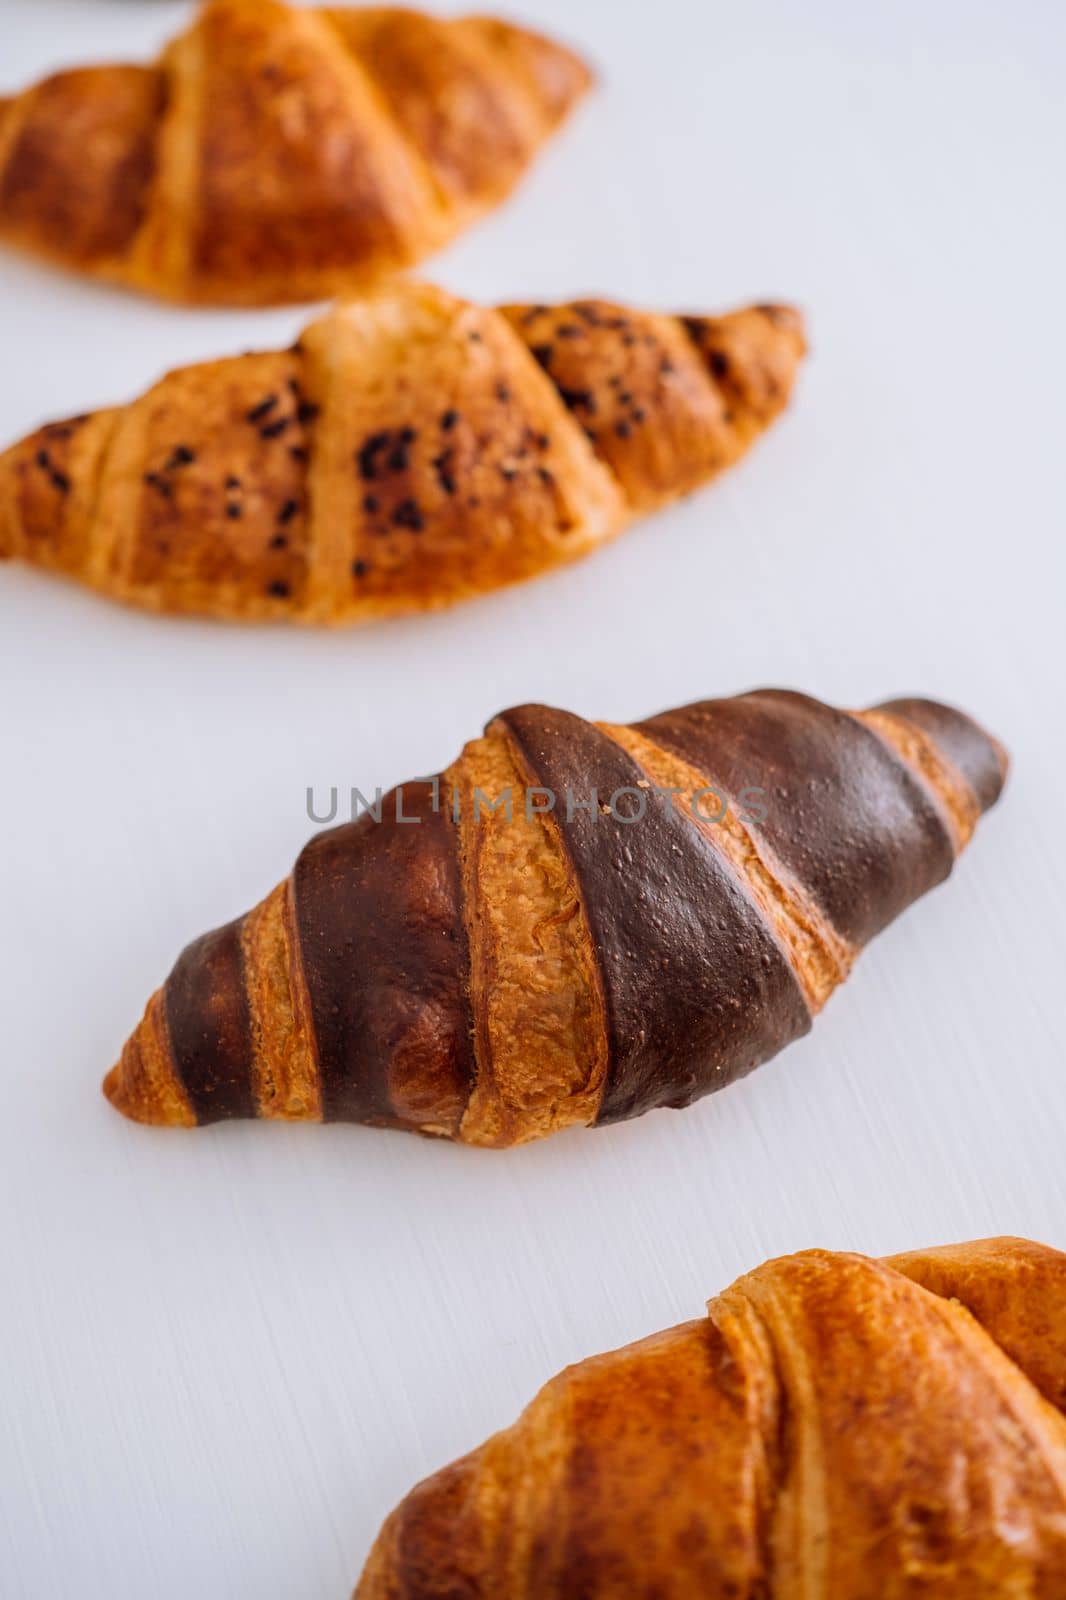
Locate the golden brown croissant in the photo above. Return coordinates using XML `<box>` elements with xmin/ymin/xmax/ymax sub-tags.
<box><xmin>0</xmin><ymin>0</ymin><xmax>591</xmax><ymax>304</ymax></box>
<box><xmin>354</xmin><ymin>1236</ymin><xmax>1066</xmax><ymax>1597</ymax></box>
<box><xmin>104</xmin><ymin>687</ymin><xmax>1006</xmax><ymax>1144</ymax></box>
<box><xmin>0</xmin><ymin>282</ymin><xmax>806</xmax><ymax>625</ymax></box>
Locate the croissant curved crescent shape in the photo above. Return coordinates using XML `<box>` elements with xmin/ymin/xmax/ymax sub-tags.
<box><xmin>354</xmin><ymin>1236</ymin><xmax>1066</xmax><ymax>1597</ymax></box>
<box><xmin>0</xmin><ymin>282</ymin><xmax>806</xmax><ymax>625</ymax></box>
<box><xmin>0</xmin><ymin>0</ymin><xmax>592</xmax><ymax>304</ymax></box>
<box><xmin>104</xmin><ymin>688</ymin><xmax>1007</xmax><ymax>1144</ymax></box>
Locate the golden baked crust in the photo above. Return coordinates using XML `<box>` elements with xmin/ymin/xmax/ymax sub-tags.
<box><xmin>0</xmin><ymin>0</ymin><xmax>591</xmax><ymax>304</ymax></box>
<box><xmin>103</xmin><ymin>688</ymin><xmax>1006</xmax><ymax>1145</ymax></box>
<box><xmin>354</xmin><ymin>1237</ymin><xmax>1066</xmax><ymax>1597</ymax></box>
<box><xmin>0</xmin><ymin>283</ymin><xmax>807</xmax><ymax>625</ymax></box>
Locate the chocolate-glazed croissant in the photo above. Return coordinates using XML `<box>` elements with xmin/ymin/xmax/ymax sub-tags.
<box><xmin>0</xmin><ymin>282</ymin><xmax>805</xmax><ymax>625</ymax></box>
<box><xmin>104</xmin><ymin>688</ymin><xmax>1007</xmax><ymax>1143</ymax></box>
<box><xmin>0</xmin><ymin>0</ymin><xmax>591</xmax><ymax>305</ymax></box>
<box><xmin>354</xmin><ymin>1236</ymin><xmax>1066</xmax><ymax>1597</ymax></box>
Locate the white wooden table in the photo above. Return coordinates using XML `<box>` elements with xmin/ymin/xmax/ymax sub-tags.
<box><xmin>1</xmin><ymin>1</ymin><xmax>1064</xmax><ymax>1594</ymax></box>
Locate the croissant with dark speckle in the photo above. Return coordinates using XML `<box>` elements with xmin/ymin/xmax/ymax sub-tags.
<box><xmin>354</xmin><ymin>1237</ymin><xmax>1066</xmax><ymax>1597</ymax></box>
<box><xmin>0</xmin><ymin>0</ymin><xmax>592</xmax><ymax>305</ymax></box>
<box><xmin>0</xmin><ymin>282</ymin><xmax>806</xmax><ymax>625</ymax></box>
<box><xmin>104</xmin><ymin>687</ymin><xmax>1006</xmax><ymax>1144</ymax></box>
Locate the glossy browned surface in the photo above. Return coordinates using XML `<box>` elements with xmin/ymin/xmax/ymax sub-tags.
<box><xmin>184</xmin><ymin>1</ymin><xmax>435</xmax><ymax>291</ymax></box>
<box><xmin>890</xmin><ymin>1236</ymin><xmax>1066</xmax><ymax>1414</ymax></box>
<box><xmin>0</xmin><ymin>1</ymin><xmax>591</xmax><ymax>305</ymax></box>
<box><xmin>498</xmin><ymin>703</ymin><xmax>811</xmax><ymax>1124</ymax></box>
<box><xmin>164</xmin><ymin>917</ymin><xmax>256</xmax><ymax>1124</ymax></box>
<box><xmin>503</xmin><ymin>299</ymin><xmax>807</xmax><ymax>511</ymax></box>
<box><xmin>355</xmin><ymin>1239</ymin><xmax>1066</xmax><ymax>1598</ymax></box>
<box><xmin>323</xmin><ymin>9</ymin><xmax>590</xmax><ymax>219</ymax></box>
<box><xmin>293</xmin><ymin>782</ymin><xmax>476</xmax><ymax>1133</ymax></box>
<box><xmin>0</xmin><ymin>65</ymin><xmax>163</xmax><ymax>265</ymax></box>
<box><xmin>0</xmin><ymin>286</ymin><xmax>806</xmax><ymax>624</ymax></box>
<box><xmin>638</xmin><ymin>690</ymin><xmax>958</xmax><ymax>945</ymax></box>
<box><xmin>877</xmin><ymin>696</ymin><xmax>1009</xmax><ymax>814</ymax></box>
<box><xmin>105</xmin><ymin>688</ymin><xmax>1007</xmax><ymax>1145</ymax></box>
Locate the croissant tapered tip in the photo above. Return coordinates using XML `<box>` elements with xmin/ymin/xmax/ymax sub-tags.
<box><xmin>104</xmin><ymin>994</ymin><xmax>196</xmax><ymax>1129</ymax></box>
<box><xmin>353</xmin><ymin>1451</ymin><xmax>481</xmax><ymax>1599</ymax></box>
<box><xmin>755</xmin><ymin>301</ymin><xmax>808</xmax><ymax>356</ymax></box>
<box><xmin>0</xmin><ymin>443</ymin><xmax>20</xmax><ymax>559</ymax></box>
<box><xmin>677</xmin><ymin>302</ymin><xmax>808</xmax><ymax>432</ymax></box>
<box><xmin>876</xmin><ymin>697</ymin><xmax>1009</xmax><ymax>816</ymax></box>
<box><xmin>487</xmin><ymin>19</ymin><xmax>596</xmax><ymax>122</ymax></box>
<box><xmin>102</xmin><ymin>1058</ymin><xmax>141</xmax><ymax>1121</ymax></box>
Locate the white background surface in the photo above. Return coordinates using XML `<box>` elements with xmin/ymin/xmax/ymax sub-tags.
<box><xmin>1</xmin><ymin>1</ymin><xmax>1065</xmax><ymax>1594</ymax></box>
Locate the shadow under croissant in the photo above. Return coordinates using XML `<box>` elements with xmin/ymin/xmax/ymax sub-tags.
<box><xmin>104</xmin><ymin>687</ymin><xmax>1008</xmax><ymax>1147</ymax></box>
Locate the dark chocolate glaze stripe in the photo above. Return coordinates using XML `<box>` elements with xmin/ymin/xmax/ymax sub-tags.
<box><xmin>638</xmin><ymin>691</ymin><xmax>957</xmax><ymax>949</ymax></box>
<box><xmin>293</xmin><ymin>781</ymin><xmax>477</xmax><ymax>1128</ymax></box>
<box><xmin>497</xmin><ymin>705</ymin><xmax>812</xmax><ymax>1126</ymax></box>
<box><xmin>876</xmin><ymin>698</ymin><xmax>1008</xmax><ymax>816</ymax></box>
<box><xmin>164</xmin><ymin>916</ymin><xmax>256</xmax><ymax>1124</ymax></box>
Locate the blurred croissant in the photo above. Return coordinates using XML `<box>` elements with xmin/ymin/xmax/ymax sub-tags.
<box><xmin>0</xmin><ymin>0</ymin><xmax>591</xmax><ymax>304</ymax></box>
<box><xmin>104</xmin><ymin>687</ymin><xmax>1006</xmax><ymax>1143</ymax></box>
<box><xmin>0</xmin><ymin>282</ymin><xmax>806</xmax><ymax>624</ymax></box>
<box><xmin>355</xmin><ymin>1236</ymin><xmax>1066</xmax><ymax>1596</ymax></box>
